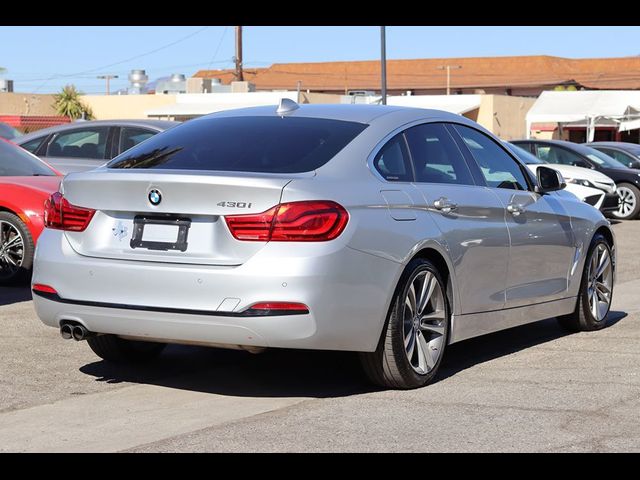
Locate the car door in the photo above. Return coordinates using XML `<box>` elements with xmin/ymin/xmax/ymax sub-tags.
<box><xmin>42</xmin><ymin>126</ymin><xmax>112</xmax><ymax>173</ymax></box>
<box><xmin>452</xmin><ymin>125</ymin><xmax>577</xmax><ymax>308</ymax></box>
<box><xmin>404</xmin><ymin>122</ymin><xmax>510</xmax><ymax>313</ymax></box>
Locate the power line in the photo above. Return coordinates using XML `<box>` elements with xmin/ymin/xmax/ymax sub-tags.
<box><xmin>206</xmin><ymin>26</ymin><xmax>229</xmax><ymax>71</ymax></box>
<box><xmin>33</xmin><ymin>26</ymin><xmax>211</xmax><ymax>92</ymax></box>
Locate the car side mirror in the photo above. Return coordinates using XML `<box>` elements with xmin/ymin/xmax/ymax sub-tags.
<box><xmin>536</xmin><ymin>166</ymin><xmax>566</xmax><ymax>193</ymax></box>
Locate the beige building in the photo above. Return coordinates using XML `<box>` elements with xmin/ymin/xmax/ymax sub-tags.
<box><xmin>81</xmin><ymin>94</ymin><xmax>177</xmax><ymax>120</ymax></box>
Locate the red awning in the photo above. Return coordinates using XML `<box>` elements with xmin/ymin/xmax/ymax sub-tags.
<box><xmin>530</xmin><ymin>122</ymin><xmax>558</xmax><ymax>132</ymax></box>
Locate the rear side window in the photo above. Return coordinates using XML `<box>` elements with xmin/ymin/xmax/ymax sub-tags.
<box><xmin>373</xmin><ymin>133</ymin><xmax>413</xmax><ymax>182</ymax></box>
<box><xmin>405</xmin><ymin>123</ymin><xmax>474</xmax><ymax>185</ymax></box>
<box><xmin>47</xmin><ymin>127</ymin><xmax>110</xmax><ymax>159</ymax></box>
<box><xmin>0</xmin><ymin>140</ymin><xmax>56</xmax><ymax>176</ymax></box>
<box><xmin>108</xmin><ymin>116</ymin><xmax>367</xmax><ymax>173</ymax></box>
<box><xmin>20</xmin><ymin>136</ymin><xmax>46</xmax><ymax>154</ymax></box>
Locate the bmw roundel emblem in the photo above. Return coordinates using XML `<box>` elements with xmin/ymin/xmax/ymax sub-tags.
<box><xmin>148</xmin><ymin>189</ymin><xmax>162</xmax><ymax>206</ymax></box>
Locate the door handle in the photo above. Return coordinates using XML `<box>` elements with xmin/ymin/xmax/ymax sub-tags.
<box><xmin>507</xmin><ymin>203</ymin><xmax>525</xmax><ymax>216</ymax></box>
<box><xmin>433</xmin><ymin>197</ymin><xmax>458</xmax><ymax>213</ymax></box>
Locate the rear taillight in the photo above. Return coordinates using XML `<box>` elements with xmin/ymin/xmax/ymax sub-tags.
<box><xmin>246</xmin><ymin>302</ymin><xmax>309</xmax><ymax>315</ymax></box>
<box><xmin>225</xmin><ymin>200</ymin><xmax>348</xmax><ymax>242</ymax></box>
<box><xmin>44</xmin><ymin>192</ymin><xmax>96</xmax><ymax>232</ymax></box>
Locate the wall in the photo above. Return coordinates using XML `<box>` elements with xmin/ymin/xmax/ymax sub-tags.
<box><xmin>478</xmin><ymin>95</ymin><xmax>536</xmax><ymax>140</ymax></box>
<box><xmin>81</xmin><ymin>94</ymin><xmax>177</xmax><ymax>120</ymax></box>
<box><xmin>298</xmin><ymin>92</ymin><xmax>342</xmax><ymax>104</ymax></box>
<box><xmin>0</xmin><ymin>93</ymin><xmax>57</xmax><ymax>115</ymax></box>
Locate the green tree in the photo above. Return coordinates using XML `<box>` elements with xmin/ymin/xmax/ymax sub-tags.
<box><xmin>53</xmin><ymin>85</ymin><xmax>94</xmax><ymax>120</ymax></box>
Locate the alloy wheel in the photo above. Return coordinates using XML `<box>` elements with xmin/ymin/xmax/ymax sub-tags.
<box><xmin>587</xmin><ymin>243</ymin><xmax>613</xmax><ymax>322</ymax></box>
<box><xmin>615</xmin><ymin>186</ymin><xmax>637</xmax><ymax>218</ymax></box>
<box><xmin>402</xmin><ymin>270</ymin><xmax>446</xmax><ymax>374</ymax></box>
<box><xmin>0</xmin><ymin>220</ymin><xmax>24</xmax><ymax>280</ymax></box>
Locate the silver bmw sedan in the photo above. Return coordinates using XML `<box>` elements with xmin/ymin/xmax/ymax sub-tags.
<box><xmin>32</xmin><ymin>102</ymin><xmax>615</xmax><ymax>389</ymax></box>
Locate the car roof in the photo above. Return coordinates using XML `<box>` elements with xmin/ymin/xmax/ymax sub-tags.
<box><xmin>514</xmin><ymin>138</ymin><xmax>597</xmax><ymax>154</ymax></box>
<box><xmin>201</xmin><ymin>103</ymin><xmax>474</xmax><ymax>126</ymax></box>
<box><xmin>16</xmin><ymin>119</ymin><xmax>179</xmax><ymax>143</ymax></box>
<box><xmin>587</xmin><ymin>142</ymin><xmax>640</xmax><ymax>149</ymax></box>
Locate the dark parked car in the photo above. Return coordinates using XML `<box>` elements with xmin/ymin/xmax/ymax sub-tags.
<box><xmin>15</xmin><ymin>119</ymin><xmax>179</xmax><ymax>174</ymax></box>
<box><xmin>513</xmin><ymin>139</ymin><xmax>640</xmax><ymax>220</ymax></box>
<box><xmin>586</xmin><ymin>142</ymin><xmax>640</xmax><ymax>170</ymax></box>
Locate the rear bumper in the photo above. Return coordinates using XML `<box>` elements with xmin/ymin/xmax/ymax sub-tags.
<box><xmin>32</xmin><ymin>229</ymin><xmax>401</xmax><ymax>352</ymax></box>
<box><xmin>599</xmin><ymin>193</ymin><xmax>620</xmax><ymax>213</ymax></box>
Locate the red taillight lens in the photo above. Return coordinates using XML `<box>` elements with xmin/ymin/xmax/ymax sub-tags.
<box><xmin>247</xmin><ymin>302</ymin><xmax>309</xmax><ymax>314</ymax></box>
<box><xmin>44</xmin><ymin>192</ymin><xmax>96</xmax><ymax>232</ymax></box>
<box><xmin>225</xmin><ymin>200</ymin><xmax>348</xmax><ymax>242</ymax></box>
<box><xmin>32</xmin><ymin>284</ymin><xmax>57</xmax><ymax>294</ymax></box>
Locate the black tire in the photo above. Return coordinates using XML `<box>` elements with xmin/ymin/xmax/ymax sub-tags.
<box><xmin>359</xmin><ymin>258</ymin><xmax>450</xmax><ymax>389</ymax></box>
<box><xmin>0</xmin><ymin>211</ymin><xmax>35</xmax><ymax>286</ymax></box>
<box><xmin>557</xmin><ymin>233</ymin><xmax>613</xmax><ymax>332</ymax></box>
<box><xmin>612</xmin><ymin>183</ymin><xmax>640</xmax><ymax>220</ymax></box>
<box><xmin>87</xmin><ymin>334</ymin><xmax>166</xmax><ymax>363</ymax></box>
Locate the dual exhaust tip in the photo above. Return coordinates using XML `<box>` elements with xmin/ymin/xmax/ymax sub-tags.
<box><xmin>60</xmin><ymin>323</ymin><xmax>93</xmax><ymax>341</ymax></box>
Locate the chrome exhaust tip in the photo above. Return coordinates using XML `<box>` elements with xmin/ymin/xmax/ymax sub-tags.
<box><xmin>71</xmin><ymin>325</ymin><xmax>89</xmax><ymax>341</ymax></box>
<box><xmin>60</xmin><ymin>324</ymin><xmax>73</xmax><ymax>340</ymax></box>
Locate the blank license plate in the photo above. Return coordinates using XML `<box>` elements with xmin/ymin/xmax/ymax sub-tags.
<box><xmin>130</xmin><ymin>215</ymin><xmax>191</xmax><ymax>252</ymax></box>
<box><xmin>142</xmin><ymin>224</ymin><xmax>179</xmax><ymax>243</ymax></box>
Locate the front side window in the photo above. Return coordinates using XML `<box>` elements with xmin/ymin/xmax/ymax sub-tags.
<box><xmin>109</xmin><ymin>116</ymin><xmax>367</xmax><ymax>173</ymax></box>
<box><xmin>47</xmin><ymin>127</ymin><xmax>110</xmax><ymax>159</ymax></box>
<box><xmin>373</xmin><ymin>133</ymin><xmax>413</xmax><ymax>182</ymax></box>
<box><xmin>454</xmin><ymin>125</ymin><xmax>529</xmax><ymax>190</ymax></box>
<box><xmin>405</xmin><ymin>123</ymin><xmax>474</xmax><ymax>185</ymax></box>
<box><xmin>536</xmin><ymin>145</ymin><xmax>585</xmax><ymax>166</ymax></box>
<box><xmin>119</xmin><ymin>127</ymin><xmax>156</xmax><ymax>155</ymax></box>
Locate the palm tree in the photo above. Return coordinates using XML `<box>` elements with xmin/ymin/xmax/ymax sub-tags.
<box><xmin>53</xmin><ymin>85</ymin><xmax>94</xmax><ymax>120</ymax></box>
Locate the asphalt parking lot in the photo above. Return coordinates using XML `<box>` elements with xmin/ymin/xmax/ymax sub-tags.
<box><xmin>0</xmin><ymin>219</ymin><xmax>639</xmax><ymax>452</ymax></box>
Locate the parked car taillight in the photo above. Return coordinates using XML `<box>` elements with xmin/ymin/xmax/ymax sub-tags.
<box><xmin>44</xmin><ymin>192</ymin><xmax>95</xmax><ymax>232</ymax></box>
<box><xmin>225</xmin><ymin>200</ymin><xmax>349</xmax><ymax>242</ymax></box>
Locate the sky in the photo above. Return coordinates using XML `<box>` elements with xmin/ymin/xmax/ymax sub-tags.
<box><xmin>1</xmin><ymin>26</ymin><xmax>639</xmax><ymax>94</ymax></box>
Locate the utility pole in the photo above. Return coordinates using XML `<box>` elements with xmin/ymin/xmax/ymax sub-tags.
<box><xmin>436</xmin><ymin>65</ymin><xmax>462</xmax><ymax>95</ymax></box>
<box><xmin>380</xmin><ymin>26</ymin><xmax>387</xmax><ymax>105</ymax></box>
<box><xmin>97</xmin><ymin>74</ymin><xmax>118</xmax><ymax>95</ymax></box>
<box><xmin>235</xmin><ymin>26</ymin><xmax>244</xmax><ymax>81</ymax></box>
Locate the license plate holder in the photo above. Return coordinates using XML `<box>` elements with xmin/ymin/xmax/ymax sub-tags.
<box><xmin>130</xmin><ymin>215</ymin><xmax>191</xmax><ymax>252</ymax></box>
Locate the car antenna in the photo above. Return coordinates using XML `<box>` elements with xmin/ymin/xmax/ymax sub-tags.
<box><xmin>276</xmin><ymin>98</ymin><xmax>299</xmax><ymax>116</ymax></box>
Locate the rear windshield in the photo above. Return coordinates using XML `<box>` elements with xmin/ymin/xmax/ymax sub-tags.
<box><xmin>107</xmin><ymin>116</ymin><xmax>368</xmax><ymax>173</ymax></box>
<box><xmin>0</xmin><ymin>140</ymin><xmax>57</xmax><ymax>177</ymax></box>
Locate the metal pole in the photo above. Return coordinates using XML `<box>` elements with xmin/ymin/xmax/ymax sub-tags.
<box><xmin>380</xmin><ymin>26</ymin><xmax>387</xmax><ymax>105</ymax></box>
<box><xmin>446</xmin><ymin>66</ymin><xmax>451</xmax><ymax>96</ymax></box>
<box><xmin>97</xmin><ymin>75</ymin><xmax>118</xmax><ymax>95</ymax></box>
<box><xmin>235</xmin><ymin>26</ymin><xmax>244</xmax><ymax>82</ymax></box>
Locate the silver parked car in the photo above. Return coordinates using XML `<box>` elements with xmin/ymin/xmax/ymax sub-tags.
<box><xmin>32</xmin><ymin>103</ymin><xmax>616</xmax><ymax>389</ymax></box>
<box><xmin>15</xmin><ymin>119</ymin><xmax>179</xmax><ymax>174</ymax></box>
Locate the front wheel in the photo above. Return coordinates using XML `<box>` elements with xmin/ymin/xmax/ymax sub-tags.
<box><xmin>360</xmin><ymin>258</ymin><xmax>450</xmax><ymax>389</ymax></box>
<box><xmin>558</xmin><ymin>233</ymin><xmax>614</xmax><ymax>332</ymax></box>
<box><xmin>612</xmin><ymin>183</ymin><xmax>640</xmax><ymax>220</ymax></box>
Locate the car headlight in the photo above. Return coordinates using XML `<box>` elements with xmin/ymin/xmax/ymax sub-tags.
<box><xmin>565</xmin><ymin>178</ymin><xmax>593</xmax><ymax>188</ymax></box>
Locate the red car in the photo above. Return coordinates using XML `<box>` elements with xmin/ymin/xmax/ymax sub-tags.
<box><xmin>0</xmin><ymin>139</ymin><xmax>61</xmax><ymax>285</ymax></box>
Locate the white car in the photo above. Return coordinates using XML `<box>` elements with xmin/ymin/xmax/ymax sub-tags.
<box><xmin>507</xmin><ymin>143</ymin><xmax>619</xmax><ymax>214</ymax></box>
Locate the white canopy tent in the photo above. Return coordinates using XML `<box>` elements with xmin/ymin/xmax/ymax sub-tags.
<box><xmin>526</xmin><ymin>90</ymin><xmax>640</xmax><ymax>141</ymax></box>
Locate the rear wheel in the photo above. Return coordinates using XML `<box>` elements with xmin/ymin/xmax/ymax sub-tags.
<box><xmin>87</xmin><ymin>335</ymin><xmax>166</xmax><ymax>363</ymax></box>
<box><xmin>558</xmin><ymin>233</ymin><xmax>613</xmax><ymax>332</ymax></box>
<box><xmin>612</xmin><ymin>183</ymin><xmax>640</xmax><ymax>220</ymax></box>
<box><xmin>360</xmin><ymin>258</ymin><xmax>449</xmax><ymax>389</ymax></box>
<box><xmin>0</xmin><ymin>212</ymin><xmax>34</xmax><ymax>286</ymax></box>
